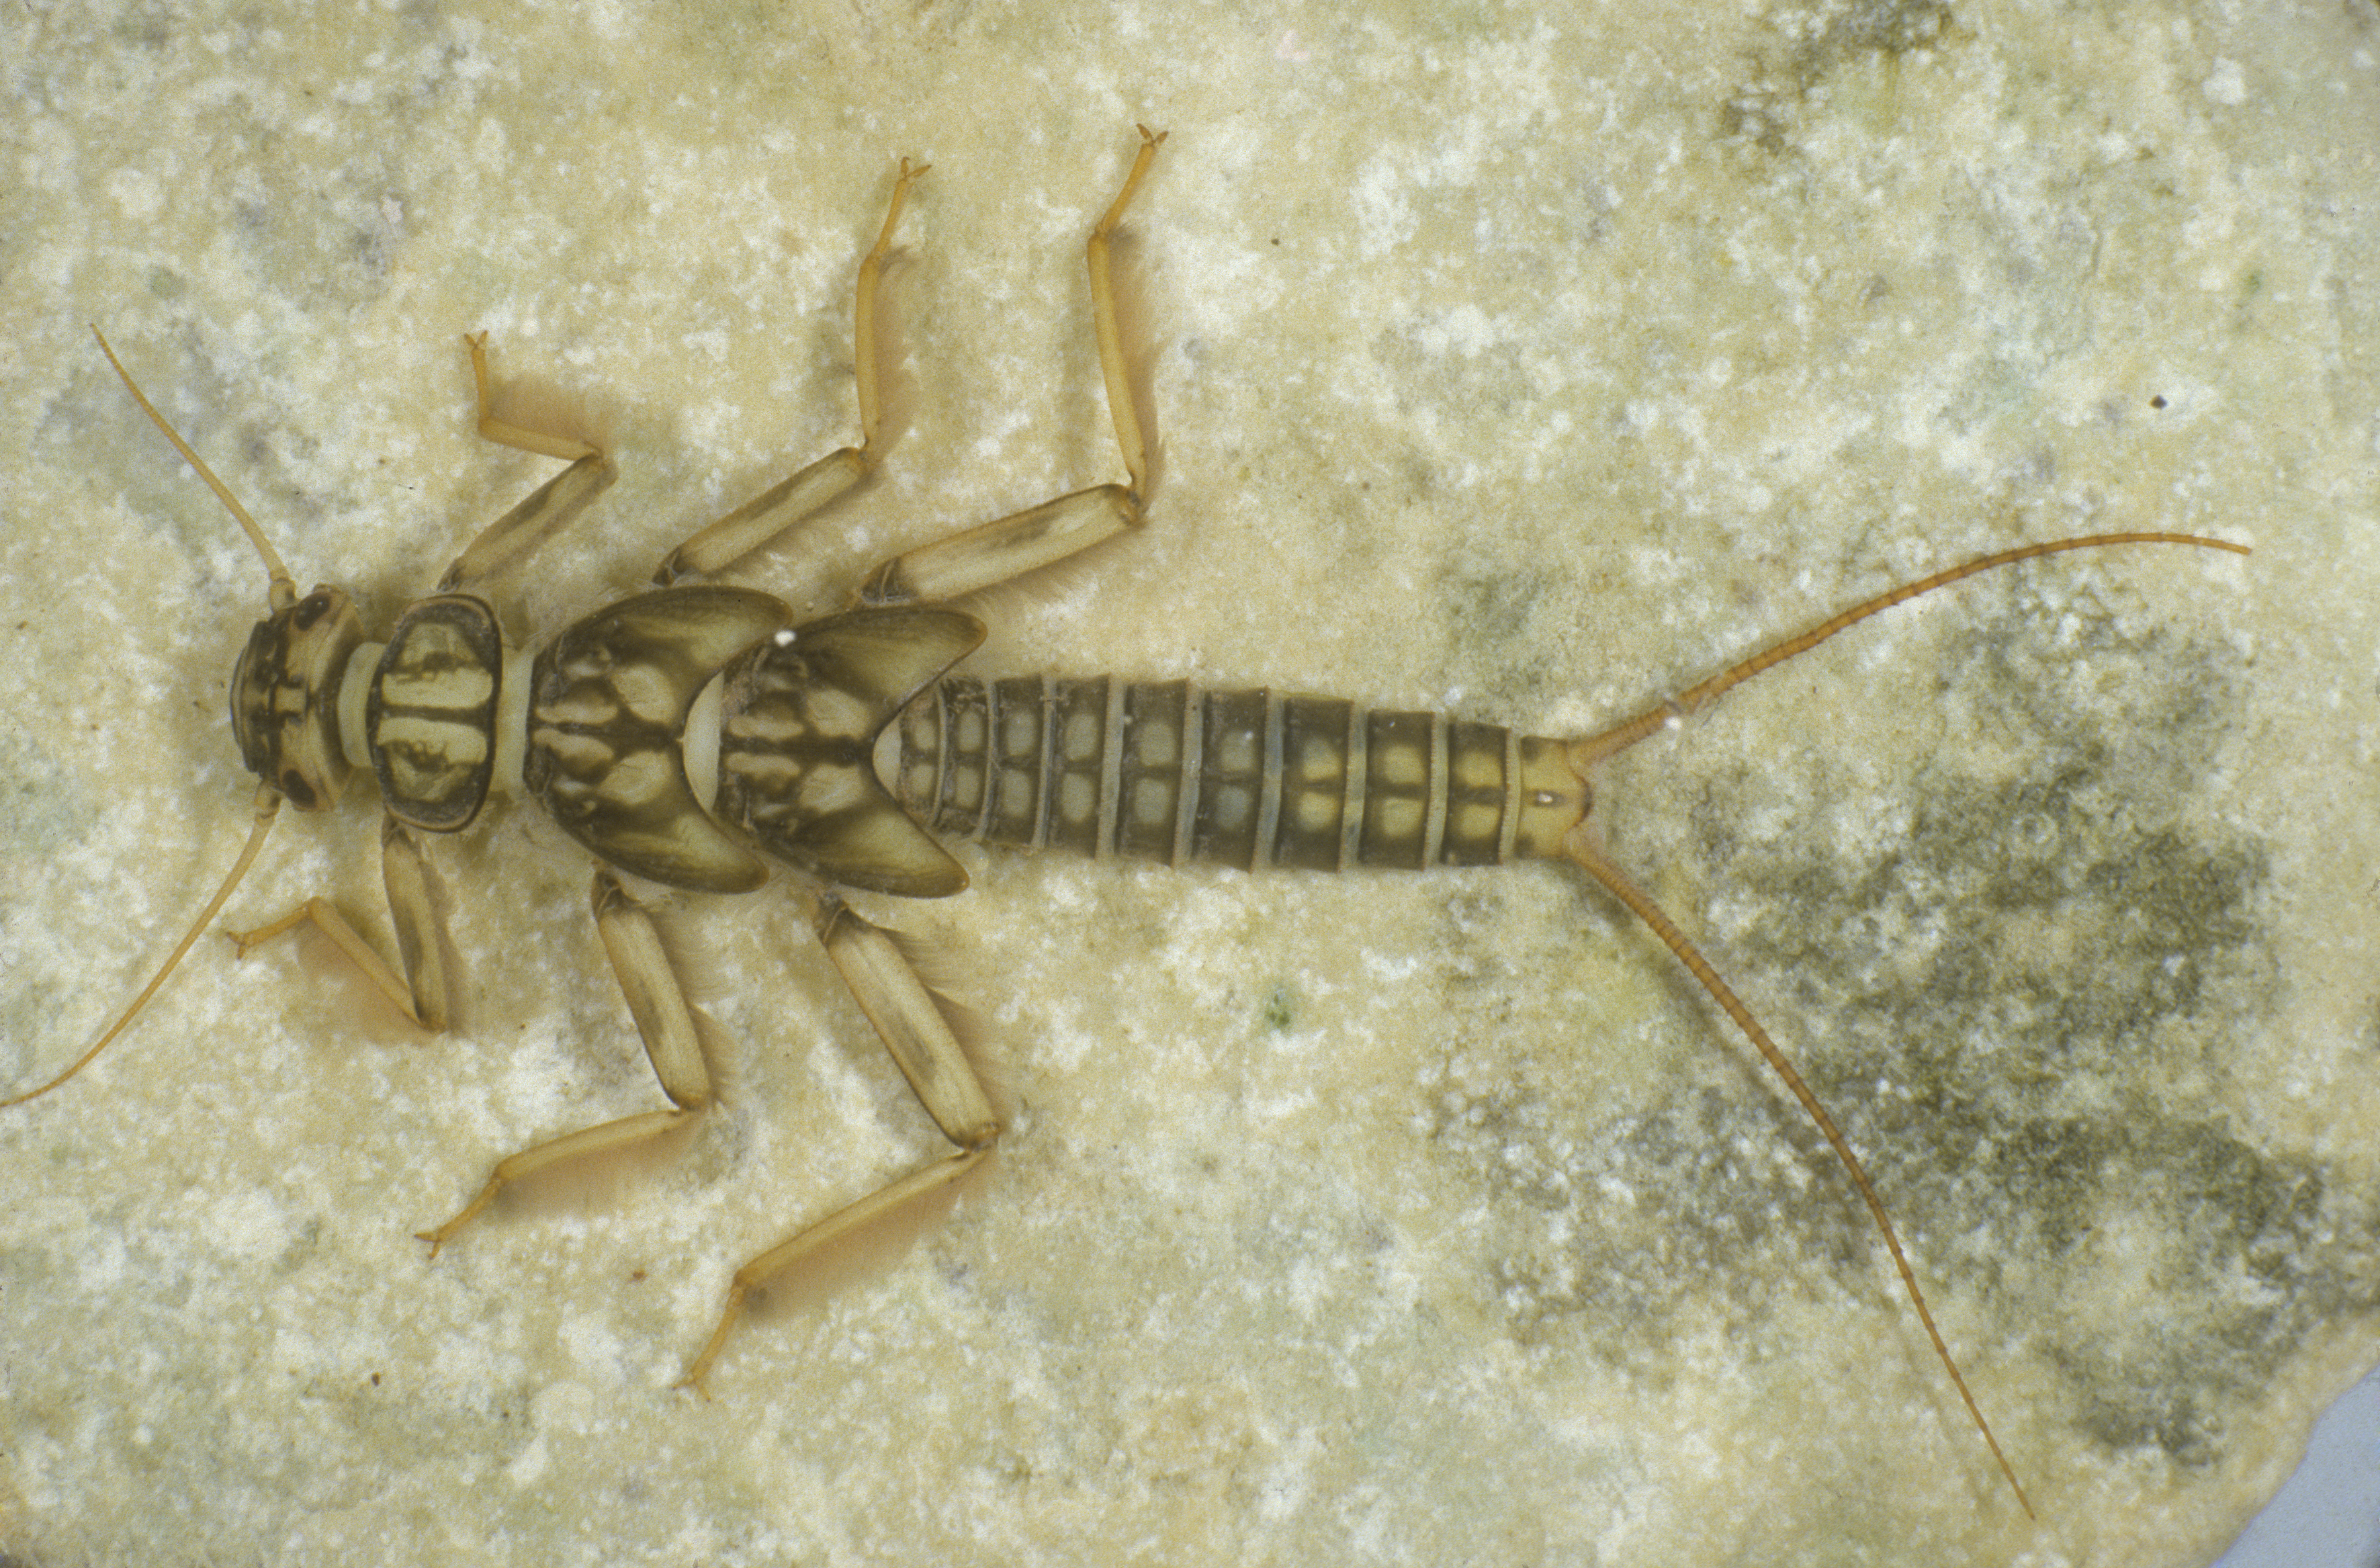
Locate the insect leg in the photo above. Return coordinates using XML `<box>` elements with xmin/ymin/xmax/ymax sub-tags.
<box><xmin>858</xmin><ymin>126</ymin><xmax>1166</xmax><ymax>606</ymax></box>
<box><xmin>217</xmin><ymin>814</ymin><xmax>459</xmax><ymax>1029</ymax></box>
<box><xmin>464</xmin><ymin>326</ymin><xmax>601</xmax><ymax>462</ymax></box>
<box><xmin>435</xmin><ymin>331</ymin><xmax>620</xmax><ymax>593</ymax></box>
<box><xmin>675</xmin><ymin>894</ymin><xmax>996</xmax><ymax>1393</ymax></box>
<box><xmin>380</xmin><ymin>819</ymin><xmax>455</xmax><ymax>1030</ymax></box>
<box><xmin>651</xmin><ymin>158</ymin><xmax>932</xmax><ymax>584</ymax></box>
<box><xmin>224</xmin><ymin>898</ymin><xmax>421</xmax><ymax>1026</ymax></box>
<box><xmin>414</xmin><ymin>870</ymin><xmax>710</xmax><ymax>1256</ymax></box>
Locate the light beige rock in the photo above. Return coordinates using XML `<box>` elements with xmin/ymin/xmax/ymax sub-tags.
<box><xmin>3</xmin><ymin>3</ymin><xmax>2375</xmax><ymax>1565</ymax></box>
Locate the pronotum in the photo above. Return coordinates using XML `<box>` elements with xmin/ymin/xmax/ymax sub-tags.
<box><xmin>7</xmin><ymin>128</ymin><xmax>2249</xmax><ymax>1519</ymax></box>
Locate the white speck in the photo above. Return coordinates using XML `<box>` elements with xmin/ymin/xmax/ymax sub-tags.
<box><xmin>209</xmin><ymin>1186</ymin><xmax>294</xmax><ymax>1261</ymax></box>
<box><xmin>773</xmin><ymin>629</ymin><xmax>797</xmax><ymax>646</ymax></box>
<box><xmin>1258</xmin><ymin>1428</ymin><xmax>1321</xmax><ymax>1520</ymax></box>
<box><xmin>505</xmin><ymin>1432</ymin><xmax>549</xmax><ymax>1485</ymax></box>
<box><xmin>2202</xmin><ymin>58</ymin><xmax>2246</xmax><ymax>105</ymax></box>
<box><xmin>1288</xmin><ymin>1258</ymin><xmax>1327</xmax><ymax>1317</ymax></box>
<box><xmin>532</xmin><ymin>1377</ymin><xmax>600</xmax><ymax>1430</ymax></box>
<box><xmin>1416</xmin><ymin>302</ymin><xmax>1495</xmax><ymax>357</ymax></box>
<box><xmin>105</xmin><ymin>167</ymin><xmax>161</xmax><ymax>219</ymax></box>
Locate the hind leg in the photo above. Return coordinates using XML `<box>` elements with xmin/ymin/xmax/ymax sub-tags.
<box><xmin>674</xmin><ymin>894</ymin><xmax>997</xmax><ymax>1393</ymax></box>
<box><xmin>858</xmin><ymin>126</ymin><xmax>1166</xmax><ymax>606</ymax></box>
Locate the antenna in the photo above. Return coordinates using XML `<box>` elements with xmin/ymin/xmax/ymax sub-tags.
<box><xmin>91</xmin><ymin>326</ymin><xmax>298</xmax><ymax>609</ymax></box>
<box><xmin>3</xmin><ymin>786</ymin><xmax>280</xmax><ymax>1106</ymax></box>
<box><xmin>6</xmin><ymin>334</ymin><xmax>310</xmax><ymax>1106</ymax></box>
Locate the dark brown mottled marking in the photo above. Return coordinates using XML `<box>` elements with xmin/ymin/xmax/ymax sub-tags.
<box><xmin>366</xmin><ymin>595</ymin><xmax>503</xmax><ymax>832</ymax></box>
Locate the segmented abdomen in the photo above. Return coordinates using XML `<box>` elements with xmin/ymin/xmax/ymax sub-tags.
<box><xmin>893</xmin><ymin>676</ymin><xmax>1584</xmax><ymax>871</ymax></box>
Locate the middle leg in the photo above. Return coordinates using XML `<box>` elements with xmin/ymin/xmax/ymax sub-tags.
<box><xmin>414</xmin><ymin>870</ymin><xmax>713</xmax><ymax>1254</ymax></box>
<box><xmin>652</xmin><ymin>157</ymin><xmax>934</xmax><ymax>584</ymax></box>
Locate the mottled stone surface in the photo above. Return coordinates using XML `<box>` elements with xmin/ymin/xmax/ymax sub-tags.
<box><xmin>3</xmin><ymin>3</ymin><xmax>2376</xmax><ymax>1565</ymax></box>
